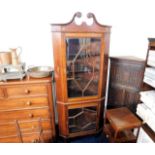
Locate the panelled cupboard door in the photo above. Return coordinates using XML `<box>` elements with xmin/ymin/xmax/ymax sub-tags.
<box><xmin>124</xmin><ymin>90</ymin><xmax>140</xmax><ymax>112</ymax></box>
<box><xmin>108</xmin><ymin>56</ymin><xmax>145</xmax><ymax>112</ymax></box>
<box><xmin>108</xmin><ymin>86</ymin><xmax>125</xmax><ymax>107</ymax></box>
<box><xmin>108</xmin><ymin>86</ymin><xmax>140</xmax><ymax>111</ymax></box>
<box><xmin>62</xmin><ymin>33</ymin><xmax>105</xmax><ymax>102</ymax></box>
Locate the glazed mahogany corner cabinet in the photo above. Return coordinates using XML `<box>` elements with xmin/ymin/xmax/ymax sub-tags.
<box><xmin>52</xmin><ymin>12</ymin><xmax>111</xmax><ymax>138</ymax></box>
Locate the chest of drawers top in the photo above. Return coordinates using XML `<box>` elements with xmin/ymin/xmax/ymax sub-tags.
<box><xmin>0</xmin><ymin>77</ymin><xmax>52</xmax><ymax>86</ymax></box>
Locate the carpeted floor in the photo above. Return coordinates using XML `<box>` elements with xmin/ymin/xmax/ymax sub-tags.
<box><xmin>56</xmin><ymin>132</ymin><xmax>109</xmax><ymax>143</ymax></box>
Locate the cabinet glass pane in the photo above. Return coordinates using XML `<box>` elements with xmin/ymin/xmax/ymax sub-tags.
<box><xmin>68</xmin><ymin>106</ymin><xmax>97</xmax><ymax>133</ymax></box>
<box><xmin>66</xmin><ymin>38</ymin><xmax>101</xmax><ymax>98</ymax></box>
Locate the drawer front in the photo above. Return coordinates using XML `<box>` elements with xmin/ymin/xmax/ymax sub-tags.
<box><xmin>0</xmin><ymin>97</ymin><xmax>48</xmax><ymax>111</ymax></box>
<box><xmin>6</xmin><ymin>85</ymin><xmax>48</xmax><ymax>98</ymax></box>
<box><xmin>0</xmin><ymin>123</ymin><xmax>17</xmax><ymax>137</ymax></box>
<box><xmin>0</xmin><ymin>119</ymin><xmax>52</xmax><ymax>138</ymax></box>
<box><xmin>0</xmin><ymin>130</ymin><xmax>52</xmax><ymax>143</ymax></box>
<box><xmin>22</xmin><ymin>130</ymin><xmax>52</xmax><ymax>143</ymax></box>
<box><xmin>0</xmin><ymin>108</ymin><xmax>50</xmax><ymax>121</ymax></box>
<box><xmin>0</xmin><ymin>136</ymin><xmax>21</xmax><ymax>143</ymax></box>
<box><xmin>19</xmin><ymin>119</ymin><xmax>52</xmax><ymax>133</ymax></box>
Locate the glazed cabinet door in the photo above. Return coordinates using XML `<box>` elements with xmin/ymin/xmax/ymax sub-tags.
<box><xmin>52</xmin><ymin>12</ymin><xmax>111</xmax><ymax>138</ymax></box>
<box><xmin>68</xmin><ymin>105</ymin><xmax>98</xmax><ymax>135</ymax></box>
<box><xmin>64</xmin><ymin>34</ymin><xmax>104</xmax><ymax>100</ymax></box>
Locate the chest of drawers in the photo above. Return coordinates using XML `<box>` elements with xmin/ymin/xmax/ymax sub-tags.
<box><xmin>0</xmin><ymin>77</ymin><xmax>55</xmax><ymax>143</ymax></box>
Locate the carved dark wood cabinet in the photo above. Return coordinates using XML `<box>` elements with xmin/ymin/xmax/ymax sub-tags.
<box><xmin>51</xmin><ymin>12</ymin><xmax>111</xmax><ymax>138</ymax></box>
<box><xmin>107</xmin><ymin>56</ymin><xmax>145</xmax><ymax>112</ymax></box>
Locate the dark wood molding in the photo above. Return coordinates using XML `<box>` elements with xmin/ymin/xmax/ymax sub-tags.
<box><xmin>51</xmin><ymin>12</ymin><xmax>111</xmax><ymax>33</ymax></box>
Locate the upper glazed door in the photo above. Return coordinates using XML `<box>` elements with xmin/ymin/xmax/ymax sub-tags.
<box><xmin>52</xmin><ymin>12</ymin><xmax>111</xmax><ymax>102</ymax></box>
<box><xmin>64</xmin><ymin>33</ymin><xmax>104</xmax><ymax>100</ymax></box>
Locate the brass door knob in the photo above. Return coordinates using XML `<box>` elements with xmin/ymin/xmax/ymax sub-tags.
<box><xmin>29</xmin><ymin>113</ymin><xmax>33</xmax><ymax>118</ymax></box>
<box><xmin>24</xmin><ymin>89</ymin><xmax>30</xmax><ymax>94</ymax></box>
<box><xmin>26</xmin><ymin>101</ymin><xmax>31</xmax><ymax>106</ymax></box>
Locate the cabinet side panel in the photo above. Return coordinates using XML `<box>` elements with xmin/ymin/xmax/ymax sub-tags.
<box><xmin>102</xmin><ymin>32</ymin><xmax>110</xmax><ymax>96</ymax></box>
<box><xmin>57</xmin><ymin>103</ymin><xmax>68</xmax><ymax>137</ymax></box>
<box><xmin>47</xmin><ymin>83</ymin><xmax>56</xmax><ymax>139</ymax></box>
<box><xmin>52</xmin><ymin>33</ymin><xmax>65</xmax><ymax>102</ymax></box>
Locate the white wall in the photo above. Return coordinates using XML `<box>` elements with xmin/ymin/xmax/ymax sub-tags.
<box><xmin>0</xmin><ymin>0</ymin><xmax>155</xmax><ymax>67</ymax></box>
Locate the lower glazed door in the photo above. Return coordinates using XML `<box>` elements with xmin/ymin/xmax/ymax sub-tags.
<box><xmin>67</xmin><ymin>103</ymin><xmax>100</xmax><ymax>137</ymax></box>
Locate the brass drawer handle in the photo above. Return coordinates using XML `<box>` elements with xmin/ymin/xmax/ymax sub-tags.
<box><xmin>25</xmin><ymin>89</ymin><xmax>30</xmax><ymax>94</ymax></box>
<box><xmin>26</xmin><ymin>101</ymin><xmax>32</xmax><ymax>106</ymax></box>
<box><xmin>29</xmin><ymin>113</ymin><xmax>33</xmax><ymax>118</ymax></box>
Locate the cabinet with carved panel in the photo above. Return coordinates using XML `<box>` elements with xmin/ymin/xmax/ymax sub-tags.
<box><xmin>108</xmin><ymin>56</ymin><xmax>145</xmax><ymax>112</ymax></box>
<box><xmin>51</xmin><ymin>12</ymin><xmax>111</xmax><ymax>138</ymax></box>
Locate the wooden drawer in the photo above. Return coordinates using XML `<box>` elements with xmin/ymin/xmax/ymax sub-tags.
<box><xmin>0</xmin><ymin>122</ymin><xmax>17</xmax><ymax>137</ymax></box>
<box><xmin>0</xmin><ymin>130</ymin><xmax>52</xmax><ymax>143</ymax></box>
<box><xmin>0</xmin><ymin>108</ymin><xmax>50</xmax><ymax>122</ymax></box>
<box><xmin>0</xmin><ymin>119</ymin><xmax>52</xmax><ymax>137</ymax></box>
<box><xmin>6</xmin><ymin>85</ymin><xmax>48</xmax><ymax>98</ymax></box>
<box><xmin>22</xmin><ymin>130</ymin><xmax>52</xmax><ymax>143</ymax></box>
<box><xmin>0</xmin><ymin>97</ymin><xmax>48</xmax><ymax>111</ymax></box>
<box><xmin>0</xmin><ymin>136</ymin><xmax>20</xmax><ymax>143</ymax></box>
<box><xmin>19</xmin><ymin>119</ymin><xmax>52</xmax><ymax>133</ymax></box>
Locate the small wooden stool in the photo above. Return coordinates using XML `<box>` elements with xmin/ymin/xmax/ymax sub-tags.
<box><xmin>104</xmin><ymin>107</ymin><xmax>142</xmax><ymax>143</ymax></box>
